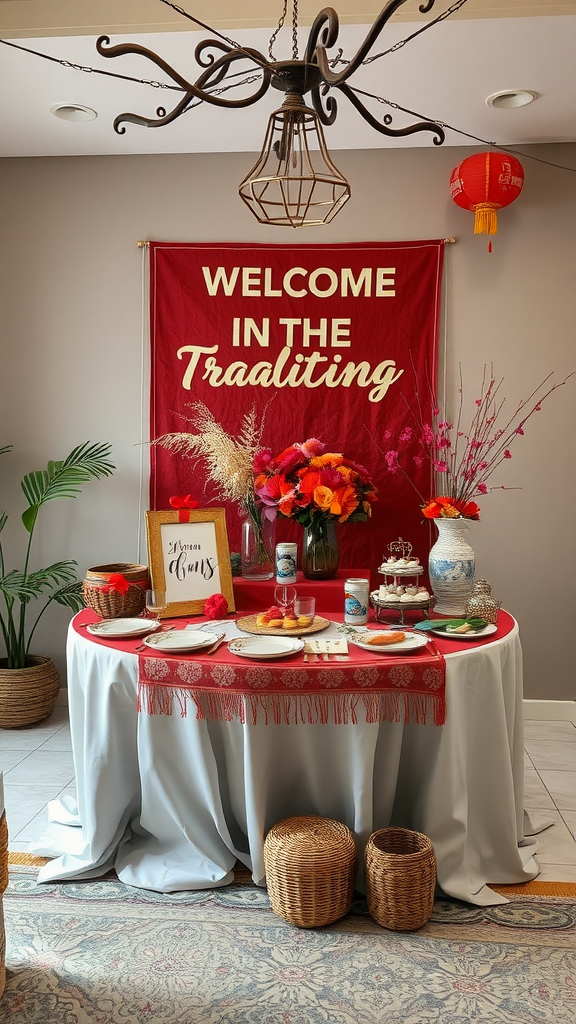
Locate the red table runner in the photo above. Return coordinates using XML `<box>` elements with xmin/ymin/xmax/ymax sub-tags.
<box><xmin>135</xmin><ymin>620</ymin><xmax>446</xmax><ymax>727</ymax></box>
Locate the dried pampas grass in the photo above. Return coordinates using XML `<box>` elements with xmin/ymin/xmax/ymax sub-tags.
<box><xmin>153</xmin><ymin>402</ymin><xmax>265</xmax><ymax>510</ymax></box>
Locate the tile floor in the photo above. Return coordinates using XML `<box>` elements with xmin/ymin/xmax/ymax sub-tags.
<box><xmin>1</xmin><ymin>708</ymin><xmax>575</xmax><ymax>880</ymax></box>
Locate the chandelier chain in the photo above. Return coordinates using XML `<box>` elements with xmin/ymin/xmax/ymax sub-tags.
<box><xmin>268</xmin><ymin>0</ymin><xmax>289</xmax><ymax>60</ymax></box>
<box><xmin>292</xmin><ymin>0</ymin><xmax>299</xmax><ymax>60</ymax></box>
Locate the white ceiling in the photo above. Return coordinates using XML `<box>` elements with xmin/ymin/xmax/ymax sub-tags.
<box><xmin>1</xmin><ymin>3</ymin><xmax>575</xmax><ymax>157</ymax></box>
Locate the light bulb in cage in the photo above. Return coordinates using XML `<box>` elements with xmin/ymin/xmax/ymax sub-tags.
<box><xmin>238</xmin><ymin>93</ymin><xmax>351</xmax><ymax>228</ymax></box>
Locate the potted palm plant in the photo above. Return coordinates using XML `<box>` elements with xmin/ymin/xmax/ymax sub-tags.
<box><xmin>0</xmin><ymin>441</ymin><xmax>115</xmax><ymax>727</ymax></box>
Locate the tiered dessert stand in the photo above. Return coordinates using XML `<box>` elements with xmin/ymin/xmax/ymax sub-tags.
<box><xmin>370</xmin><ymin>538</ymin><xmax>433</xmax><ymax>626</ymax></box>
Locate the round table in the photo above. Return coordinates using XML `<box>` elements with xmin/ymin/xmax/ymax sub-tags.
<box><xmin>33</xmin><ymin>609</ymin><xmax>541</xmax><ymax>906</ymax></box>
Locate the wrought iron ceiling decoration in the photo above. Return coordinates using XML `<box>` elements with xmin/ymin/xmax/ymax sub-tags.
<box><xmin>96</xmin><ymin>0</ymin><xmax>453</xmax><ymax>227</ymax></box>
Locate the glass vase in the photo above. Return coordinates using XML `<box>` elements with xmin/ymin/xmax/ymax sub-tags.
<box><xmin>241</xmin><ymin>514</ymin><xmax>275</xmax><ymax>580</ymax></box>
<box><xmin>301</xmin><ymin>520</ymin><xmax>339</xmax><ymax>580</ymax></box>
<box><xmin>428</xmin><ymin>517</ymin><xmax>475</xmax><ymax>616</ymax></box>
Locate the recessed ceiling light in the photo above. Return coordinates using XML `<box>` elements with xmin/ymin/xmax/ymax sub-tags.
<box><xmin>50</xmin><ymin>104</ymin><xmax>98</xmax><ymax>122</ymax></box>
<box><xmin>486</xmin><ymin>90</ymin><xmax>538</xmax><ymax>110</ymax></box>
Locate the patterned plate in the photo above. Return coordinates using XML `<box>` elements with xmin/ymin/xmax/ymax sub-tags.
<box><xmin>349</xmin><ymin>630</ymin><xmax>429</xmax><ymax>654</ymax></box>
<box><xmin>228</xmin><ymin>637</ymin><xmax>305</xmax><ymax>660</ymax></box>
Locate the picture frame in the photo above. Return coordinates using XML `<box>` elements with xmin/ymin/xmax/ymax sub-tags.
<box><xmin>145</xmin><ymin>508</ymin><xmax>235</xmax><ymax>618</ymax></box>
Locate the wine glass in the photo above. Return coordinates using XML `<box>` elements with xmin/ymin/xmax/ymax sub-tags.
<box><xmin>274</xmin><ymin>585</ymin><xmax>297</xmax><ymax>617</ymax></box>
<box><xmin>145</xmin><ymin>589</ymin><xmax>167</xmax><ymax>622</ymax></box>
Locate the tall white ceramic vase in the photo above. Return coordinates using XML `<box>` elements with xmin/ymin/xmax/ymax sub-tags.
<box><xmin>428</xmin><ymin>518</ymin><xmax>476</xmax><ymax>616</ymax></box>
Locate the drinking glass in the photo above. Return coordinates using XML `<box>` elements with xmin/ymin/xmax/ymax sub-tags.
<box><xmin>145</xmin><ymin>589</ymin><xmax>167</xmax><ymax>621</ymax></box>
<box><xmin>294</xmin><ymin>596</ymin><xmax>316</xmax><ymax>620</ymax></box>
<box><xmin>274</xmin><ymin>585</ymin><xmax>297</xmax><ymax>616</ymax></box>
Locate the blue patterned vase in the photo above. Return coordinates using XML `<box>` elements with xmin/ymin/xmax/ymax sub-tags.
<box><xmin>428</xmin><ymin>517</ymin><xmax>475</xmax><ymax>616</ymax></box>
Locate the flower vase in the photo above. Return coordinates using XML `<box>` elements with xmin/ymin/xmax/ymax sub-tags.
<box><xmin>241</xmin><ymin>514</ymin><xmax>275</xmax><ymax>581</ymax></box>
<box><xmin>301</xmin><ymin>521</ymin><xmax>339</xmax><ymax>580</ymax></box>
<box><xmin>428</xmin><ymin>518</ymin><xmax>475</xmax><ymax>616</ymax></box>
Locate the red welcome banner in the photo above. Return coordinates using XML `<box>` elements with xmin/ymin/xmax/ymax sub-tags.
<box><xmin>149</xmin><ymin>240</ymin><xmax>444</xmax><ymax>576</ymax></box>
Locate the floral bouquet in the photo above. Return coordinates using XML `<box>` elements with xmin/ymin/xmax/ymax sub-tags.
<box><xmin>381</xmin><ymin>367</ymin><xmax>572</xmax><ymax>521</ymax></box>
<box><xmin>253</xmin><ymin>438</ymin><xmax>377</xmax><ymax>576</ymax></box>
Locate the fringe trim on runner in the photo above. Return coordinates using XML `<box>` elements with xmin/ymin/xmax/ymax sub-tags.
<box><xmin>137</xmin><ymin>684</ymin><xmax>445</xmax><ymax>726</ymax></box>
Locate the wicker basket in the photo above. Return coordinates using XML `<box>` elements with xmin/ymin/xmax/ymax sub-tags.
<box><xmin>364</xmin><ymin>827</ymin><xmax>436</xmax><ymax>931</ymax></box>
<box><xmin>82</xmin><ymin>563</ymin><xmax>150</xmax><ymax>619</ymax></box>
<box><xmin>0</xmin><ymin>655</ymin><xmax>60</xmax><ymax>729</ymax></box>
<box><xmin>263</xmin><ymin>815</ymin><xmax>357</xmax><ymax>928</ymax></box>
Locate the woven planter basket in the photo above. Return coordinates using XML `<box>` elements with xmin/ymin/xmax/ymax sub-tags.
<box><xmin>82</xmin><ymin>563</ymin><xmax>149</xmax><ymax>619</ymax></box>
<box><xmin>364</xmin><ymin>827</ymin><xmax>436</xmax><ymax>931</ymax></box>
<box><xmin>264</xmin><ymin>815</ymin><xmax>357</xmax><ymax>928</ymax></box>
<box><xmin>0</xmin><ymin>655</ymin><xmax>60</xmax><ymax>729</ymax></box>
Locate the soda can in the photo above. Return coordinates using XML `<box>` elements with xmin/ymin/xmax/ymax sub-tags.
<box><xmin>344</xmin><ymin>578</ymin><xmax>370</xmax><ymax>625</ymax></box>
<box><xmin>275</xmin><ymin>542</ymin><xmax>298</xmax><ymax>584</ymax></box>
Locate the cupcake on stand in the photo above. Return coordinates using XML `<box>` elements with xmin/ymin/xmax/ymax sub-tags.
<box><xmin>371</xmin><ymin>538</ymin><xmax>433</xmax><ymax>626</ymax></box>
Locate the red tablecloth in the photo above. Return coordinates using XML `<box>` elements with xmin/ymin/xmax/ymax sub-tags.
<box><xmin>74</xmin><ymin>609</ymin><xmax>515</xmax><ymax>729</ymax></box>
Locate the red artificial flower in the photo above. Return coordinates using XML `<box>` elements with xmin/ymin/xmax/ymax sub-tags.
<box><xmin>204</xmin><ymin>593</ymin><xmax>228</xmax><ymax>619</ymax></box>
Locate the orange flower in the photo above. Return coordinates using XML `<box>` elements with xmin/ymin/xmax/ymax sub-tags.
<box><xmin>336</xmin><ymin>484</ymin><xmax>360</xmax><ymax>522</ymax></box>
<box><xmin>309</xmin><ymin>453</ymin><xmax>343</xmax><ymax>469</ymax></box>
<box><xmin>313</xmin><ymin>485</ymin><xmax>337</xmax><ymax>513</ymax></box>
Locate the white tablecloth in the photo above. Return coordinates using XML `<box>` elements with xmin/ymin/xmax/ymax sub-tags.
<box><xmin>34</xmin><ymin>616</ymin><xmax>543</xmax><ymax>905</ymax></box>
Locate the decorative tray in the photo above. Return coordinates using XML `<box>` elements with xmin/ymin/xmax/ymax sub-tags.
<box><xmin>236</xmin><ymin>614</ymin><xmax>331</xmax><ymax>637</ymax></box>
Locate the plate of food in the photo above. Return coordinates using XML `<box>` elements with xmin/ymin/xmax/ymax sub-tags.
<box><xmin>228</xmin><ymin>637</ymin><xmax>305</xmax><ymax>660</ymax></box>
<box><xmin>430</xmin><ymin>621</ymin><xmax>498</xmax><ymax>640</ymax></box>
<box><xmin>86</xmin><ymin>618</ymin><xmax>160</xmax><ymax>639</ymax></box>
<box><xmin>348</xmin><ymin>629</ymin><xmax>429</xmax><ymax>654</ymax></box>
<box><xmin>142</xmin><ymin>630</ymin><xmax>221</xmax><ymax>653</ymax></box>
<box><xmin>236</xmin><ymin>608</ymin><xmax>330</xmax><ymax>637</ymax></box>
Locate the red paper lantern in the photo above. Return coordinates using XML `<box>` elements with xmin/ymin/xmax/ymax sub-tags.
<box><xmin>450</xmin><ymin>152</ymin><xmax>524</xmax><ymax>238</ymax></box>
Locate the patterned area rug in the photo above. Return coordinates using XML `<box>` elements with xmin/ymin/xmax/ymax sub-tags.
<box><xmin>2</xmin><ymin>870</ymin><xmax>576</xmax><ymax>1023</ymax></box>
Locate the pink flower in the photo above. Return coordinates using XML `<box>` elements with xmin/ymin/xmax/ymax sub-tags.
<box><xmin>477</xmin><ymin>483</ymin><xmax>488</xmax><ymax>494</ymax></box>
<box><xmin>399</xmin><ymin>427</ymin><xmax>413</xmax><ymax>442</ymax></box>
<box><xmin>534</xmin><ymin>403</ymin><xmax>541</xmax><ymax>411</ymax></box>
<box><xmin>253</xmin><ymin>448</ymin><xmax>273</xmax><ymax>473</ymax></box>
<box><xmin>385</xmin><ymin>450</ymin><xmax>399</xmax><ymax>472</ymax></box>
<box><xmin>504</xmin><ymin>449</ymin><xmax>512</xmax><ymax>458</ymax></box>
<box><xmin>422</xmin><ymin>424</ymin><xmax>434</xmax><ymax>445</ymax></box>
<box><xmin>516</xmin><ymin>426</ymin><xmax>524</xmax><ymax>435</ymax></box>
<box><xmin>296</xmin><ymin>438</ymin><xmax>326</xmax><ymax>459</ymax></box>
<box><xmin>433</xmin><ymin>460</ymin><xmax>448</xmax><ymax>473</ymax></box>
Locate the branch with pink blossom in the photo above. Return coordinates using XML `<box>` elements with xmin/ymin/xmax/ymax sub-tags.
<box><xmin>376</xmin><ymin>366</ymin><xmax>574</xmax><ymax>520</ymax></box>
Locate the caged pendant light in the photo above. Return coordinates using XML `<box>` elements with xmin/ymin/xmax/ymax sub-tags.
<box><xmin>97</xmin><ymin>0</ymin><xmax>450</xmax><ymax>227</ymax></box>
<box><xmin>238</xmin><ymin>76</ymin><xmax>351</xmax><ymax>227</ymax></box>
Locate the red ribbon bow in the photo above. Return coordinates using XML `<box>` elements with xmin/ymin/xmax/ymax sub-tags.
<box><xmin>169</xmin><ymin>494</ymin><xmax>200</xmax><ymax>522</ymax></box>
<box><xmin>102</xmin><ymin>573</ymin><xmax>130</xmax><ymax>596</ymax></box>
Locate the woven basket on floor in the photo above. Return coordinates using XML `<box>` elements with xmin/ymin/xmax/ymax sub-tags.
<box><xmin>364</xmin><ymin>827</ymin><xmax>436</xmax><ymax>931</ymax></box>
<box><xmin>82</xmin><ymin>563</ymin><xmax>150</xmax><ymax>618</ymax></box>
<box><xmin>264</xmin><ymin>815</ymin><xmax>357</xmax><ymax>928</ymax></box>
<box><xmin>0</xmin><ymin>655</ymin><xmax>60</xmax><ymax>729</ymax></box>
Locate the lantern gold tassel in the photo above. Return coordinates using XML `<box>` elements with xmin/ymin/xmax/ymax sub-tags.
<box><xmin>473</xmin><ymin>204</ymin><xmax>499</xmax><ymax>236</ymax></box>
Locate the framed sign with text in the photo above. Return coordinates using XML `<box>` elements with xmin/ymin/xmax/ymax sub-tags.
<box><xmin>145</xmin><ymin>508</ymin><xmax>235</xmax><ymax>618</ymax></box>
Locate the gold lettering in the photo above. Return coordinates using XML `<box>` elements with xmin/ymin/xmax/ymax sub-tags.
<box><xmin>279</xmin><ymin>318</ymin><xmax>301</xmax><ymax>347</ymax></box>
<box><xmin>302</xmin><ymin>319</ymin><xmax>328</xmax><ymax>348</ymax></box>
<box><xmin>178</xmin><ymin>345</ymin><xmax>219</xmax><ymax>389</ymax></box>
<box><xmin>308</xmin><ymin>267</ymin><xmax>338</xmax><ymax>297</ymax></box>
<box><xmin>202</xmin><ymin>266</ymin><xmax>240</xmax><ymax>296</ymax></box>
<box><xmin>341</xmin><ymin>267</ymin><xmax>372</xmax><ymax>297</ymax></box>
<box><xmin>264</xmin><ymin>267</ymin><xmax>282</xmax><ymax>297</ymax></box>
<box><xmin>283</xmin><ymin>267</ymin><xmax>307</xmax><ymax>298</ymax></box>
<box><xmin>375</xmin><ymin>267</ymin><xmax>396</xmax><ymax>297</ymax></box>
<box><xmin>242</xmin><ymin>267</ymin><xmax>261</xmax><ymax>296</ymax></box>
<box><xmin>331</xmin><ymin>319</ymin><xmax>351</xmax><ymax>347</ymax></box>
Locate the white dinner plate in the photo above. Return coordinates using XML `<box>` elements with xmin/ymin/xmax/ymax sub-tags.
<box><xmin>228</xmin><ymin>637</ymin><xmax>305</xmax><ymax>660</ymax></box>
<box><xmin>349</xmin><ymin>630</ymin><xmax>429</xmax><ymax>654</ymax></box>
<box><xmin>430</xmin><ymin>623</ymin><xmax>498</xmax><ymax>641</ymax></box>
<box><xmin>142</xmin><ymin>630</ymin><xmax>220</xmax><ymax>653</ymax></box>
<box><xmin>86</xmin><ymin>618</ymin><xmax>160</xmax><ymax>639</ymax></box>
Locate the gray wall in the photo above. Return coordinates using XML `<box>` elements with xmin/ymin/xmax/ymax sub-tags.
<box><xmin>0</xmin><ymin>143</ymin><xmax>574</xmax><ymax>699</ymax></box>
